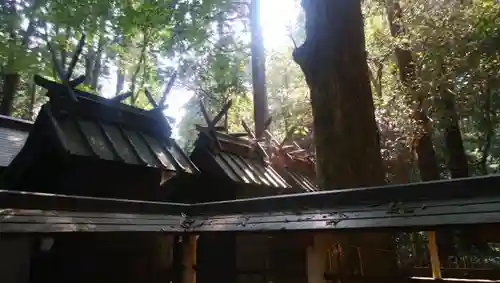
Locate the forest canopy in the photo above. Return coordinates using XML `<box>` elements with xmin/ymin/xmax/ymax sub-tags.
<box><xmin>1</xmin><ymin>0</ymin><xmax>499</xmax><ymax>184</ymax></box>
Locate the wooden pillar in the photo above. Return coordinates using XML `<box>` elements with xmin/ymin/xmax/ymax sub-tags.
<box><xmin>427</xmin><ymin>231</ymin><xmax>442</xmax><ymax>279</ymax></box>
<box><xmin>183</xmin><ymin>235</ymin><xmax>198</xmax><ymax>283</ymax></box>
<box><xmin>306</xmin><ymin>233</ymin><xmax>330</xmax><ymax>283</ymax></box>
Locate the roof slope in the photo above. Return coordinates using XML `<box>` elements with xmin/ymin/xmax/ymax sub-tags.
<box><xmin>0</xmin><ymin>115</ymin><xmax>32</xmax><ymax>167</ymax></box>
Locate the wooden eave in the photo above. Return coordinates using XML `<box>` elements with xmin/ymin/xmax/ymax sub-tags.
<box><xmin>2</xmin><ymin>174</ymin><xmax>500</xmax><ymax>233</ymax></box>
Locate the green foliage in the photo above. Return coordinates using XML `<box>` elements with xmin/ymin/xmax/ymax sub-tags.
<box><xmin>2</xmin><ymin>0</ymin><xmax>500</xmax><ymax>184</ymax></box>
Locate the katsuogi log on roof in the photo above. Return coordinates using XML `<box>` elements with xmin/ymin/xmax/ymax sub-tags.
<box><xmin>0</xmin><ymin>37</ymin><xmax>197</xmax><ymax>202</ymax></box>
<box><xmin>0</xmin><ymin>75</ymin><xmax>198</xmax><ymax>201</ymax></box>
<box><xmin>265</xmin><ymin>129</ymin><xmax>318</xmax><ymax>192</ymax></box>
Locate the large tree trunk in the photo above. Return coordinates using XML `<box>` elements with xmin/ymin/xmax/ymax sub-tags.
<box><xmin>250</xmin><ymin>0</ymin><xmax>269</xmax><ymax>137</ymax></box>
<box><xmin>386</xmin><ymin>0</ymin><xmax>440</xmax><ymax>182</ymax></box>
<box><xmin>293</xmin><ymin>1</ymin><xmax>398</xmax><ymax>281</ymax></box>
<box><xmin>294</xmin><ymin>0</ymin><xmax>385</xmax><ymax>188</ymax></box>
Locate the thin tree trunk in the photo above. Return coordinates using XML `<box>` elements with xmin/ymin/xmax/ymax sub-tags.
<box><xmin>440</xmin><ymin>86</ymin><xmax>469</xmax><ymax>178</ymax></box>
<box><xmin>250</xmin><ymin>0</ymin><xmax>269</xmax><ymax>137</ymax></box>
<box><xmin>386</xmin><ymin>0</ymin><xmax>440</xmax><ymax>182</ymax></box>
<box><xmin>91</xmin><ymin>19</ymin><xmax>107</xmax><ymax>90</ymax></box>
<box><xmin>479</xmin><ymin>80</ymin><xmax>494</xmax><ymax>175</ymax></box>
<box><xmin>0</xmin><ymin>73</ymin><xmax>20</xmax><ymax>115</ymax></box>
<box><xmin>26</xmin><ymin>78</ymin><xmax>36</xmax><ymax>120</ymax></box>
<box><xmin>114</xmin><ymin>34</ymin><xmax>126</xmax><ymax>96</ymax></box>
<box><xmin>116</xmin><ymin>66</ymin><xmax>125</xmax><ymax>96</ymax></box>
<box><xmin>386</xmin><ymin>0</ymin><xmax>453</xmax><ymax>265</ymax></box>
<box><xmin>61</xmin><ymin>26</ymin><xmax>71</xmax><ymax>70</ymax></box>
<box><xmin>294</xmin><ymin>1</ymin><xmax>398</xmax><ymax>281</ymax></box>
<box><xmin>84</xmin><ymin>48</ymin><xmax>94</xmax><ymax>86</ymax></box>
<box><xmin>130</xmin><ymin>32</ymin><xmax>148</xmax><ymax>105</ymax></box>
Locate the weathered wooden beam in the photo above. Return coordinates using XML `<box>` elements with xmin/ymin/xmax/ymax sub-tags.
<box><xmin>188</xmin><ymin>197</ymin><xmax>500</xmax><ymax>232</ymax></box>
<box><xmin>189</xmin><ymin>174</ymin><xmax>500</xmax><ymax>214</ymax></box>
<box><xmin>306</xmin><ymin>233</ymin><xmax>330</xmax><ymax>283</ymax></box>
<box><xmin>182</xmin><ymin>235</ymin><xmax>198</xmax><ymax>283</ymax></box>
<box><xmin>427</xmin><ymin>231</ymin><xmax>442</xmax><ymax>279</ymax></box>
<box><xmin>0</xmin><ymin>208</ymin><xmax>186</xmax><ymax>233</ymax></box>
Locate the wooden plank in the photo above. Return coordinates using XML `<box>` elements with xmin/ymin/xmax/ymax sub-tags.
<box><xmin>306</xmin><ymin>233</ymin><xmax>330</xmax><ymax>283</ymax></box>
<box><xmin>0</xmin><ymin>189</ymin><xmax>189</xmax><ymax>214</ymax></box>
<box><xmin>186</xmin><ymin>197</ymin><xmax>500</xmax><ymax>232</ymax></box>
<box><xmin>0</xmin><ymin>208</ymin><xmax>186</xmax><ymax>233</ymax></box>
<box><xmin>182</xmin><ymin>235</ymin><xmax>198</xmax><ymax>283</ymax></box>
<box><xmin>427</xmin><ymin>231</ymin><xmax>442</xmax><ymax>279</ymax></box>
<box><xmin>189</xmin><ymin>174</ymin><xmax>500</xmax><ymax>214</ymax></box>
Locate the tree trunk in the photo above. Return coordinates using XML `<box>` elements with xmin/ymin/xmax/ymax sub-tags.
<box><xmin>0</xmin><ymin>4</ymin><xmax>37</xmax><ymax>116</ymax></box>
<box><xmin>294</xmin><ymin>0</ymin><xmax>385</xmax><ymax>189</ymax></box>
<box><xmin>116</xmin><ymin>67</ymin><xmax>125</xmax><ymax>96</ymax></box>
<box><xmin>114</xmin><ymin>35</ymin><xmax>126</xmax><ymax>96</ymax></box>
<box><xmin>84</xmin><ymin>50</ymin><xmax>94</xmax><ymax>86</ymax></box>
<box><xmin>91</xmin><ymin>19</ymin><xmax>107</xmax><ymax>90</ymax></box>
<box><xmin>0</xmin><ymin>73</ymin><xmax>20</xmax><ymax>116</ymax></box>
<box><xmin>250</xmin><ymin>0</ymin><xmax>269</xmax><ymax>137</ymax></box>
<box><xmin>130</xmin><ymin>32</ymin><xmax>148</xmax><ymax>105</ymax></box>
<box><xmin>386</xmin><ymin>0</ymin><xmax>440</xmax><ymax>182</ymax></box>
<box><xmin>27</xmin><ymin>78</ymin><xmax>37</xmax><ymax>120</ymax></box>
<box><xmin>441</xmin><ymin>88</ymin><xmax>469</xmax><ymax>178</ymax></box>
<box><xmin>293</xmin><ymin>1</ymin><xmax>398</xmax><ymax>281</ymax></box>
<box><xmin>61</xmin><ymin>26</ymin><xmax>71</xmax><ymax>70</ymax></box>
<box><xmin>479</xmin><ymin>80</ymin><xmax>494</xmax><ymax>175</ymax></box>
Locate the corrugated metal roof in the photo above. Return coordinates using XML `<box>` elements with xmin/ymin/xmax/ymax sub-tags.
<box><xmin>55</xmin><ymin>115</ymin><xmax>197</xmax><ymax>173</ymax></box>
<box><xmin>0</xmin><ymin>127</ymin><xmax>29</xmax><ymax>167</ymax></box>
<box><xmin>24</xmin><ymin>76</ymin><xmax>198</xmax><ymax>176</ymax></box>
<box><xmin>211</xmin><ymin>151</ymin><xmax>289</xmax><ymax>189</ymax></box>
<box><xmin>284</xmin><ymin>171</ymin><xmax>318</xmax><ymax>192</ymax></box>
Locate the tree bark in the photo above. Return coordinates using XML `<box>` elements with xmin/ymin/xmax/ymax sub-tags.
<box><xmin>386</xmin><ymin>0</ymin><xmax>440</xmax><ymax>182</ymax></box>
<box><xmin>61</xmin><ymin>26</ymin><xmax>71</xmax><ymax>70</ymax></box>
<box><xmin>293</xmin><ymin>0</ymin><xmax>385</xmax><ymax>189</ymax></box>
<box><xmin>293</xmin><ymin>0</ymin><xmax>398</xmax><ymax>281</ymax></box>
<box><xmin>27</xmin><ymin>78</ymin><xmax>37</xmax><ymax>120</ymax></box>
<box><xmin>440</xmin><ymin>87</ymin><xmax>469</xmax><ymax>178</ymax></box>
<box><xmin>116</xmin><ymin>67</ymin><xmax>125</xmax><ymax>96</ymax></box>
<box><xmin>84</xmin><ymin>49</ymin><xmax>94</xmax><ymax>86</ymax></box>
<box><xmin>0</xmin><ymin>73</ymin><xmax>21</xmax><ymax>116</ymax></box>
<box><xmin>479</xmin><ymin>79</ymin><xmax>494</xmax><ymax>175</ymax></box>
<box><xmin>91</xmin><ymin>18</ymin><xmax>107</xmax><ymax>90</ymax></box>
<box><xmin>250</xmin><ymin>0</ymin><xmax>269</xmax><ymax>137</ymax></box>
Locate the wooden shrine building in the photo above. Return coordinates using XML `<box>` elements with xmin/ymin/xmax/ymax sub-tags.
<box><xmin>0</xmin><ymin>69</ymin><xmax>500</xmax><ymax>283</ymax></box>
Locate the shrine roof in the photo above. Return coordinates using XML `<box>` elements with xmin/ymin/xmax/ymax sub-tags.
<box><xmin>193</xmin><ymin>129</ymin><xmax>289</xmax><ymax>189</ymax></box>
<box><xmin>34</xmin><ymin>76</ymin><xmax>197</xmax><ymax>173</ymax></box>
<box><xmin>0</xmin><ymin>115</ymin><xmax>31</xmax><ymax>167</ymax></box>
